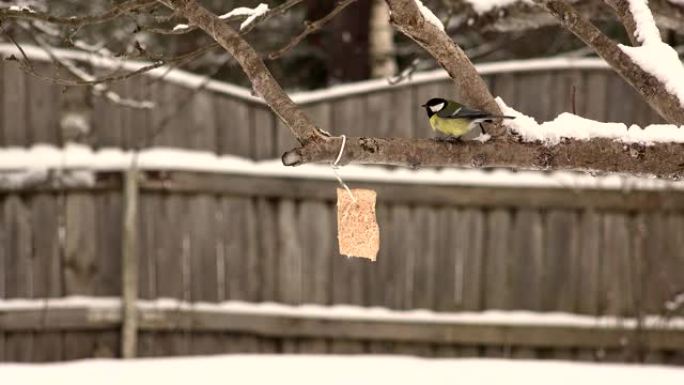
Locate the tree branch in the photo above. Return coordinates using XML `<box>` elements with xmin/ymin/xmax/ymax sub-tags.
<box><xmin>160</xmin><ymin>0</ymin><xmax>324</xmax><ymax>144</ymax></box>
<box><xmin>603</xmin><ymin>0</ymin><xmax>639</xmax><ymax>45</ymax></box>
<box><xmin>535</xmin><ymin>0</ymin><xmax>684</xmax><ymax>125</ymax></box>
<box><xmin>384</xmin><ymin>0</ymin><xmax>503</xmax><ymax>133</ymax></box>
<box><xmin>282</xmin><ymin>136</ymin><xmax>684</xmax><ymax>179</ymax></box>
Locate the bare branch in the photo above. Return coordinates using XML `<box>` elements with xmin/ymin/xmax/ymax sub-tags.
<box><xmin>0</xmin><ymin>0</ymin><xmax>157</xmax><ymax>27</ymax></box>
<box><xmin>282</xmin><ymin>137</ymin><xmax>684</xmax><ymax>180</ymax></box>
<box><xmin>25</xmin><ymin>25</ymin><xmax>155</xmax><ymax>109</ymax></box>
<box><xmin>162</xmin><ymin>0</ymin><xmax>324</xmax><ymax>144</ymax></box>
<box><xmin>603</xmin><ymin>0</ymin><xmax>639</xmax><ymax>45</ymax></box>
<box><xmin>267</xmin><ymin>0</ymin><xmax>358</xmax><ymax>61</ymax></box>
<box><xmin>535</xmin><ymin>0</ymin><xmax>684</xmax><ymax>125</ymax></box>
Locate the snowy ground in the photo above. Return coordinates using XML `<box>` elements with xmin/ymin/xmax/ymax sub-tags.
<box><xmin>2</xmin><ymin>355</ymin><xmax>684</xmax><ymax>385</ymax></box>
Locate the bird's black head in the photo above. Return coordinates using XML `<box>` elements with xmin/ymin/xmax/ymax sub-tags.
<box><xmin>421</xmin><ymin>98</ymin><xmax>447</xmax><ymax>117</ymax></box>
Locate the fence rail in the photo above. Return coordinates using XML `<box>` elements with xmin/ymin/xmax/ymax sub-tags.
<box><xmin>2</xmin><ymin>300</ymin><xmax>683</xmax><ymax>351</ymax></box>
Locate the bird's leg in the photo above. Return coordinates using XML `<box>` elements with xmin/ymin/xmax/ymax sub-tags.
<box><xmin>433</xmin><ymin>135</ymin><xmax>462</xmax><ymax>143</ymax></box>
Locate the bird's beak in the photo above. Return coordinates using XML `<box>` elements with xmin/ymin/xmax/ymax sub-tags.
<box><xmin>420</xmin><ymin>104</ymin><xmax>426</xmax><ymax>107</ymax></box>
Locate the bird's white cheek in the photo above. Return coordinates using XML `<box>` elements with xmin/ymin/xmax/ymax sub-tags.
<box><xmin>429</xmin><ymin>103</ymin><xmax>445</xmax><ymax>112</ymax></box>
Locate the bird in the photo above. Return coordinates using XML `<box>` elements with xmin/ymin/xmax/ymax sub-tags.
<box><xmin>421</xmin><ymin>98</ymin><xmax>515</xmax><ymax>140</ymax></box>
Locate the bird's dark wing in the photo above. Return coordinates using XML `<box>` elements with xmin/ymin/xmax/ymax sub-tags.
<box><xmin>436</xmin><ymin>106</ymin><xmax>490</xmax><ymax>120</ymax></box>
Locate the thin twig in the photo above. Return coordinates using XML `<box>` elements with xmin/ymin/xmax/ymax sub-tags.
<box><xmin>0</xmin><ymin>0</ymin><xmax>157</xmax><ymax>27</ymax></box>
<box><xmin>267</xmin><ymin>0</ymin><xmax>357</xmax><ymax>60</ymax></box>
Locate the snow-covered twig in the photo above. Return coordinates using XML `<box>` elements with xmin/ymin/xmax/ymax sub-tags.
<box><xmin>219</xmin><ymin>3</ymin><xmax>269</xmax><ymax>31</ymax></box>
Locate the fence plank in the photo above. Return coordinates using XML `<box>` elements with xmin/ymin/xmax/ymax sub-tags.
<box><xmin>27</xmin><ymin>66</ymin><xmax>58</xmax><ymax>144</ymax></box>
<box><xmin>601</xmin><ymin>213</ymin><xmax>634</xmax><ymax>317</ymax></box>
<box><xmin>252</xmin><ymin>106</ymin><xmax>276</xmax><ymax>159</ymax></box>
<box><xmin>412</xmin><ymin>207</ymin><xmax>438</xmax><ymax>309</ymax></box>
<box><xmin>221</xmin><ymin>197</ymin><xmax>251</xmax><ymax>301</ymax></box>
<box><xmin>484</xmin><ymin>209</ymin><xmax>512</xmax><ymax>310</ymax></box>
<box><xmin>511</xmin><ymin>209</ymin><xmax>544</xmax><ymax>311</ymax></box>
<box><xmin>3</xmin><ymin>195</ymin><xmax>33</xmax><ymax>361</ymax></box>
<box><xmin>30</xmin><ymin>193</ymin><xmax>63</xmax><ymax>361</ymax></box>
<box><xmin>255</xmin><ymin>198</ymin><xmax>278</xmax><ymax>301</ymax></box>
<box><xmin>331</xmin><ymin>96</ymin><xmax>367</xmax><ymax>138</ymax></box>
<box><xmin>277</xmin><ymin>200</ymin><xmax>302</xmax><ymax>303</ymax></box>
<box><xmin>155</xmin><ymin>195</ymin><xmax>188</xmax><ymax>299</ymax></box>
<box><xmin>96</xmin><ymin>192</ymin><xmax>122</xmax><ymax>296</ymax></box>
<box><xmin>2</xmin><ymin>62</ymin><xmax>28</xmax><ymax>146</ymax></box>
<box><xmin>188</xmin><ymin>195</ymin><xmax>219</xmax><ymax>302</ymax></box>
<box><xmin>368</xmin><ymin>203</ymin><xmax>394</xmax><ymax>307</ymax></box>
<box><xmin>64</xmin><ymin>193</ymin><xmax>97</xmax><ymax>295</ymax></box>
<box><xmin>216</xmin><ymin>96</ymin><xmax>251</xmax><ymax>156</ymax></box>
<box><xmin>298</xmin><ymin>201</ymin><xmax>333</xmax><ymax>305</ymax></box>
<box><xmin>121</xmin><ymin>169</ymin><xmax>139</xmax><ymax>358</ymax></box>
<box><xmin>366</xmin><ymin>90</ymin><xmax>393</xmax><ymax>137</ymax></box>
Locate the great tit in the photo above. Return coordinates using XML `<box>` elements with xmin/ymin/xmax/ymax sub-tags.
<box><xmin>422</xmin><ymin>98</ymin><xmax>514</xmax><ymax>139</ymax></box>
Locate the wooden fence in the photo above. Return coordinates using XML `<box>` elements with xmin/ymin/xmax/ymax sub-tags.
<box><xmin>0</xmin><ymin>47</ymin><xmax>682</xmax><ymax>363</ymax></box>
<box><xmin>1</xmin><ymin>169</ymin><xmax>683</xmax><ymax>363</ymax></box>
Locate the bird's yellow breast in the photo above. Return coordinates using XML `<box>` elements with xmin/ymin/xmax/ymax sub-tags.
<box><xmin>429</xmin><ymin>115</ymin><xmax>472</xmax><ymax>137</ymax></box>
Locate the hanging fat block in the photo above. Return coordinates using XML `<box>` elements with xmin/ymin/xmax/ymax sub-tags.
<box><xmin>337</xmin><ymin>188</ymin><xmax>380</xmax><ymax>261</ymax></box>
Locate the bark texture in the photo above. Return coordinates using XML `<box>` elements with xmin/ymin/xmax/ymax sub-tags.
<box><xmin>536</xmin><ymin>0</ymin><xmax>684</xmax><ymax>125</ymax></box>
<box><xmin>282</xmin><ymin>137</ymin><xmax>684</xmax><ymax>179</ymax></box>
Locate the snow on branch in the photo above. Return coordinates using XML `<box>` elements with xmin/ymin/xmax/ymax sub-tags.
<box><xmin>613</xmin><ymin>0</ymin><xmax>684</xmax><ymax>108</ymax></box>
<box><xmin>414</xmin><ymin>0</ymin><xmax>445</xmax><ymax>30</ymax></box>
<box><xmin>496</xmin><ymin>98</ymin><xmax>684</xmax><ymax>144</ymax></box>
<box><xmin>219</xmin><ymin>3</ymin><xmax>269</xmax><ymax>31</ymax></box>
<box><xmin>535</xmin><ymin>0</ymin><xmax>684</xmax><ymax>124</ymax></box>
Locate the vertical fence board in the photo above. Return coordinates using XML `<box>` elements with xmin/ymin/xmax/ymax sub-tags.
<box><xmin>369</xmin><ymin>203</ymin><xmax>396</xmax><ymax>308</ymax></box>
<box><xmin>299</xmin><ymin>201</ymin><xmax>333</xmax><ymax>305</ymax></box>
<box><xmin>543</xmin><ymin>210</ymin><xmax>579</xmax><ymax>312</ymax></box>
<box><xmin>256</xmin><ymin>198</ymin><xmax>279</xmax><ymax>301</ymax></box>
<box><xmin>366</xmin><ymin>91</ymin><xmax>393</xmax><ymax>137</ymax></box>
<box><xmin>30</xmin><ymin>193</ymin><xmax>63</xmax><ymax>361</ymax></box>
<box><xmin>584</xmin><ymin>72</ymin><xmax>609</xmax><ymax>122</ymax></box>
<box><xmin>155</xmin><ymin>195</ymin><xmax>187</xmax><ymax>299</ymax></box>
<box><xmin>277</xmin><ymin>199</ymin><xmax>302</xmax><ymax>304</ymax></box>
<box><xmin>27</xmin><ymin>67</ymin><xmax>58</xmax><ymax>145</ymax></box>
<box><xmin>331</xmin><ymin>96</ymin><xmax>367</xmax><ymax>138</ymax></box>
<box><xmin>511</xmin><ymin>209</ymin><xmax>543</xmax><ymax>311</ymax></box>
<box><xmin>2</xmin><ymin>63</ymin><xmax>28</xmax><ymax>146</ymax></box>
<box><xmin>433</xmin><ymin>208</ymin><xmax>458</xmax><ymax>312</ymax></box>
<box><xmin>216</xmin><ymin>96</ymin><xmax>251</xmax><ymax>156</ymax></box>
<box><xmin>455</xmin><ymin>209</ymin><xmax>485</xmax><ymax>312</ymax></box>
<box><xmin>392</xmin><ymin>86</ymin><xmax>415</xmax><ymax>138</ymax></box>
<box><xmin>3</xmin><ymin>195</ymin><xmax>33</xmax><ymax>361</ymax></box>
<box><xmin>188</xmin><ymin>195</ymin><xmax>219</xmax><ymax>302</ymax></box>
<box><xmin>96</xmin><ymin>192</ymin><xmax>122</xmax><ymax>296</ymax></box>
<box><xmin>252</xmin><ymin>105</ymin><xmax>276</xmax><ymax>159</ymax></box>
<box><xmin>64</xmin><ymin>193</ymin><xmax>97</xmax><ymax>295</ymax></box>
<box><xmin>412</xmin><ymin>207</ymin><xmax>438</xmax><ymax>310</ymax></box>
<box><xmin>602</xmin><ymin>213</ymin><xmax>634</xmax><ymax>317</ymax></box>
<box><xmin>544</xmin><ymin>210</ymin><xmax>579</xmax><ymax>359</ymax></box>
<box><xmin>484</xmin><ymin>209</ymin><xmax>512</xmax><ymax>310</ymax></box>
